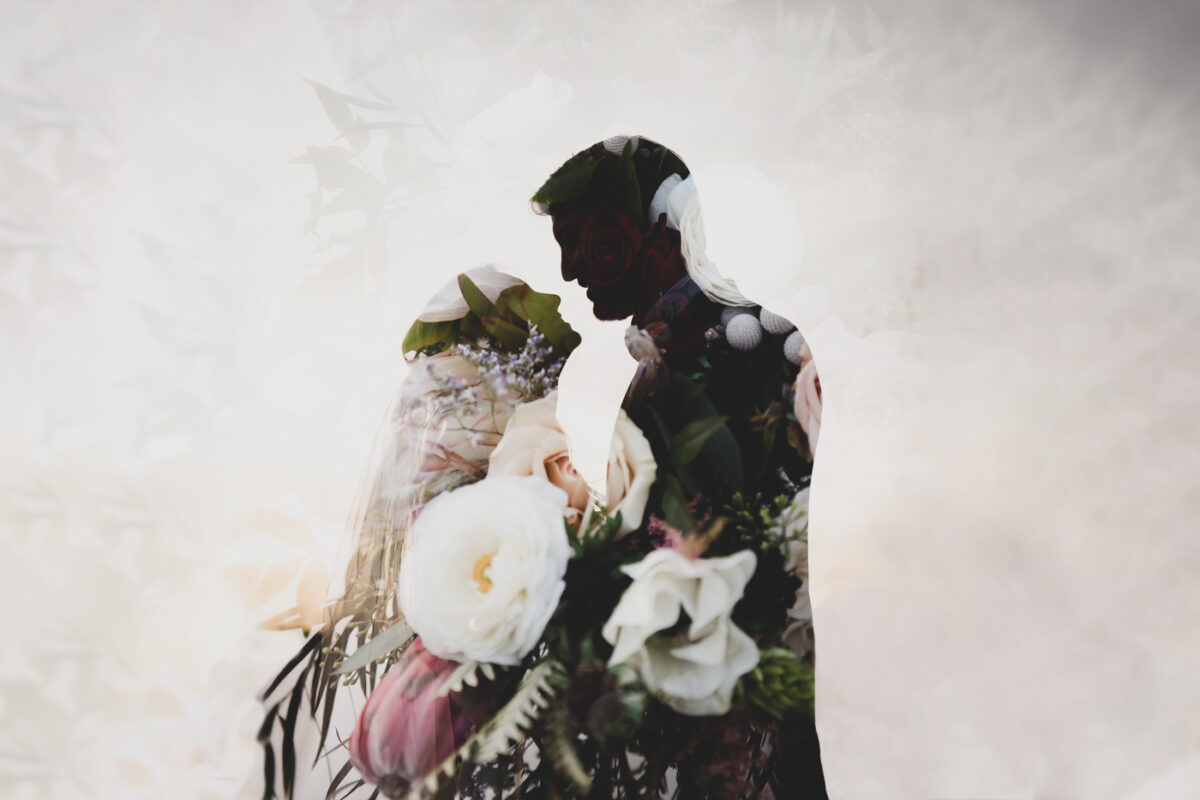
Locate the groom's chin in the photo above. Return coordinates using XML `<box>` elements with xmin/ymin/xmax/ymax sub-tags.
<box><xmin>585</xmin><ymin>286</ymin><xmax>633</xmax><ymax>321</ymax></box>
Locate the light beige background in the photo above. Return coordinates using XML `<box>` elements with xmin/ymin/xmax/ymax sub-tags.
<box><xmin>2</xmin><ymin>1</ymin><xmax>1198</xmax><ymax>798</ymax></box>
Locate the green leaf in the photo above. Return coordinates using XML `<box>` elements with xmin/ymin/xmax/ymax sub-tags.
<box><xmin>458</xmin><ymin>312</ymin><xmax>486</xmax><ymax>341</ymax></box>
<box><xmin>661</xmin><ymin>474</ymin><xmax>695</xmax><ymax>533</ymax></box>
<box><xmin>458</xmin><ymin>273</ymin><xmax>501</xmax><ymax>319</ymax></box>
<box><xmin>309</xmin><ymin>81</ymin><xmax>369</xmax><ymax>152</ymax></box>
<box><xmin>407</xmin><ymin>661</ymin><xmax>563</xmax><ymax>800</ymax></box>
<box><xmin>684</xmin><ymin>387</ymin><xmax>744</xmax><ymax>490</ymax></box>
<box><xmin>333</xmin><ymin>621</ymin><xmax>412</xmax><ymax>675</ymax></box>
<box><xmin>497</xmin><ymin>284</ymin><xmax>581</xmax><ymax>356</ymax></box>
<box><xmin>618</xmin><ymin>139</ymin><xmax>643</xmax><ymax>224</ymax></box>
<box><xmin>402</xmin><ymin>319</ymin><xmax>455</xmax><ymax>354</ymax></box>
<box><xmin>480</xmin><ymin>315</ymin><xmax>528</xmax><ymax>349</ymax></box>
<box><xmin>701</xmin><ymin>423</ymin><xmax>744</xmax><ymax>491</ymax></box>
<box><xmin>670</xmin><ymin>416</ymin><xmax>730</xmax><ymax>467</ymax></box>
<box><xmin>531</xmin><ymin>156</ymin><xmax>598</xmax><ymax>205</ymax></box>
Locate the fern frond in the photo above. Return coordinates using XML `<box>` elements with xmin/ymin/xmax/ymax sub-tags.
<box><xmin>405</xmin><ymin>659</ymin><xmax>563</xmax><ymax>799</ymax></box>
<box><xmin>433</xmin><ymin>660</ymin><xmax>499</xmax><ymax>699</ymax></box>
<box><xmin>544</xmin><ymin>707</ymin><xmax>592</xmax><ymax>794</ymax></box>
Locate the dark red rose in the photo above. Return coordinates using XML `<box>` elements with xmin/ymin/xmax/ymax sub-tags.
<box><xmin>578</xmin><ymin>209</ymin><xmax>641</xmax><ymax>287</ymax></box>
<box><xmin>637</xmin><ymin>214</ymin><xmax>687</xmax><ymax>294</ymax></box>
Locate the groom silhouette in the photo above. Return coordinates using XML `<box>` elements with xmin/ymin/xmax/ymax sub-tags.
<box><xmin>536</xmin><ymin>135</ymin><xmax>827</xmax><ymax>798</ymax></box>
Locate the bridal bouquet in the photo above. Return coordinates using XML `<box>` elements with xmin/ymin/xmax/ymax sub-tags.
<box><xmin>260</xmin><ymin>137</ymin><xmax>822</xmax><ymax>800</ymax></box>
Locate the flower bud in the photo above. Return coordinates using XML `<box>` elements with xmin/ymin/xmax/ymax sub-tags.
<box><xmin>347</xmin><ymin>638</ymin><xmax>476</xmax><ymax>798</ymax></box>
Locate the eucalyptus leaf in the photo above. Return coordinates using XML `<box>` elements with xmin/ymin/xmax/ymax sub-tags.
<box><xmin>333</xmin><ymin>621</ymin><xmax>412</xmax><ymax>675</ymax></box>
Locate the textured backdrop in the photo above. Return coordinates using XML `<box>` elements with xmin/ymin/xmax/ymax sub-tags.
<box><xmin>2</xmin><ymin>1</ymin><xmax>1198</xmax><ymax>798</ymax></box>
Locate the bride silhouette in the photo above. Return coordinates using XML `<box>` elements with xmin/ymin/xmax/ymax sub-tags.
<box><xmin>257</xmin><ymin>136</ymin><xmax>825</xmax><ymax>799</ymax></box>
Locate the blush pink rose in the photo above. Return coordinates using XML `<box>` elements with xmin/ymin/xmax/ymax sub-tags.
<box><xmin>793</xmin><ymin>343</ymin><xmax>822</xmax><ymax>450</ymax></box>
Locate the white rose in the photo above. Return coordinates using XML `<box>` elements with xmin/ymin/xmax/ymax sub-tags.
<box><xmin>602</xmin><ymin>548</ymin><xmax>760</xmax><ymax>715</ymax></box>
<box><xmin>488</xmin><ymin>393</ymin><xmax>592</xmax><ymax>525</ymax></box>
<box><xmin>398</xmin><ymin>476</ymin><xmax>570</xmax><ymax>665</ymax></box>
<box><xmin>417</xmin><ymin>265</ymin><xmax>525</xmax><ymax>322</ymax></box>
<box><xmin>662</xmin><ymin>176</ymin><xmax>754</xmax><ymax>308</ymax></box>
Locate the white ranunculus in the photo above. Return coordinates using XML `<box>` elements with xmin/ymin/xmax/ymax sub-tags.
<box><xmin>417</xmin><ymin>265</ymin><xmax>525</xmax><ymax>323</ymax></box>
<box><xmin>488</xmin><ymin>393</ymin><xmax>592</xmax><ymax>525</ymax></box>
<box><xmin>398</xmin><ymin>476</ymin><xmax>570</xmax><ymax>665</ymax></box>
<box><xmin>663</xmin><ymin>176</ymin><xmax>754</xmax><ymax>308</ymax></box>
<box><xmin>771</xmin><ymin>488</ymin><xmax>811</xmax><ymax>575</ymax></box>
<box><xmin>602</xmin><ymin>548</ymin><xmax>760</xmax><ymax>715</ymax></box>
<box><xmin>783</xmin><ymin>580</ymin><xmax>814</xmax><ymax>661</ymax></box>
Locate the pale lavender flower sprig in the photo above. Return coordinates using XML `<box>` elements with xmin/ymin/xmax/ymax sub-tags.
<box><xmin>452</xmin><ymin>325</ymin><xmax>565</xmax><ymax>401</ymax></box>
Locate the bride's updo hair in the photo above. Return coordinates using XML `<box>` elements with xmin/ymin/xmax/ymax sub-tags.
<box><xmin>532</xmin><ymin>136</ymin><xmax>700</xmax><ymax>322</ymax></box>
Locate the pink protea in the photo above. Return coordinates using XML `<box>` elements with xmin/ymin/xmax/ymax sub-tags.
<box><xmin>347</xmin><ymin>638</ymin><xmax>477</xmax><ymax>798</ymax></box>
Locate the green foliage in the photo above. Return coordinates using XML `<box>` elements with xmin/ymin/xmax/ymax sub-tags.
<box><xmin>434</xmin><ymin>660</ymin><xmax>500</xmax><ymax>699</ymax></box>
<box><xmin>570</xmin><ymin>508</ymin><xmax>623</xmax><ymax>559</ymax></box>
<box><xmin>544</xmin><ymin>707</ymin><xmax>594</xmax><ymax>794</ymax></box>
<box><xmin>530</xmin><ymin>155</ymin><xmax>599</xmax><ymax>205</ymax></box>
<box><xmin>670</xmin><ymin>415</ymin><xmax>730</xmax><ymax>467</ymax></box>
<box><xmin>400</xmin><ymin>274</ymin><xmax>581</xmax><ymax>358</ymax></box>
<box><xmin>617</xmin><ymin>139</ymin><xmax>644</xmax><ymax>223</ymax></box>
<box><xmin>735</xmin><ymin>648</ymin><xmax>815</xmax><ymax>720</ymax></box>
<box><xmin>661</xmin><ymin>473</ymin><xmax>696</xmax><ymax>533</ymax></box>
<box><xmin>406</xmin><ymin>660</ymin><xmax>564</xmax><ymax>800</ymax></box>
<box><xmin>715</xmin><ymin>491</ymin><xmax>801</xmax><ymax>555</ymax></box>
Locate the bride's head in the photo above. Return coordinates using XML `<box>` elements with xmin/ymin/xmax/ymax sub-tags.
<box><xmin>532</xmin><ymin>136</ymin><xmax>699</xmax><ymax>322</ymax></box>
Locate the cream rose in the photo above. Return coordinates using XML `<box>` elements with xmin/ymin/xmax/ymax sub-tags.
<box><xmin>602</xmin><ymin>548</ymin><xmax>760</xmax><ymax>715</ymax></box>
<box><xmin>662</xmin><ymin>175</ymin><xmax>754</xmax><ymax>308</ymax></box>
<box><xmin>603</xmin><ymin>411</ymin><xmax>657</xmax><ymax>536</ymax></box>
<box><xmin>488</xmin><ymin>393</ymin><xmax>592</xmax><ymax>524</ymax></box>
<box><xmin>793</xmin><ymin>343</ymin><xmax>822</xmax><ymax>449</ymax></box>
<box><xmin>398</xmin><ymin>476</ymin><xmax>570</xmax><ymax>665</ymax></box>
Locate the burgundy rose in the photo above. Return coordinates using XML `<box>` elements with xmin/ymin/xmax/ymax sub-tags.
<box><xmin>637</xmin><ymin>214</ymin><xmax>687</xmax><ymax>294</ymax></box>
<box><xmin>554</xmin><ymin>209</ymin><xmax>641</xmax><ymax>287</ymax></box>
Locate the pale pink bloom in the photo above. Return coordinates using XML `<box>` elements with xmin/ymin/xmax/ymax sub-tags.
<box><xmin>793</xmin><ymin>343</ymin><xmax>822</xmax><ymax>449</ymax></box>
<box><xmin>348</xmin><ymin>638</ymin><xmax>475</xmax><ymax>798</ymax></box>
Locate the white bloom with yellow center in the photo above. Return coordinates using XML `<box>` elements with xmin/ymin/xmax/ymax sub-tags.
<box><xmin>398</xmin><ymin>476</ymin><xmax>570</xmax><ymax>665</ymax></box>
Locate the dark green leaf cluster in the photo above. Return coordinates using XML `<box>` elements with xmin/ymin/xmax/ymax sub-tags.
<box><xmin>530</xmin><ymin>136</ymin><xmax>690</xmax><ymax>227</ymax></box>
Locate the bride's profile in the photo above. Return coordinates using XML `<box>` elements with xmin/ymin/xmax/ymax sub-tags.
<box><xmin>257</xmin><ymin>135</ymin><xmax>825</xmax><ymax>800</ymax></box>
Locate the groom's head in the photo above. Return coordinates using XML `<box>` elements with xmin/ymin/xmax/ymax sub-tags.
<box><xmin>534</xmin><ymin>136</ymin><xmax>694</xmax><ymax>321</ymax></box>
